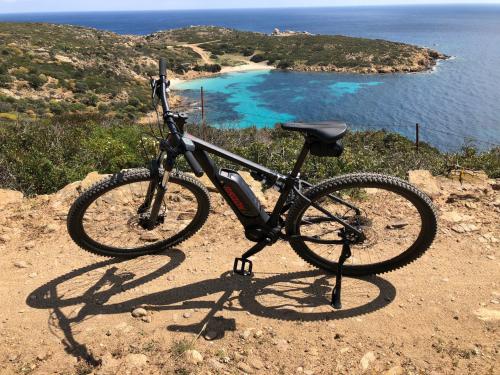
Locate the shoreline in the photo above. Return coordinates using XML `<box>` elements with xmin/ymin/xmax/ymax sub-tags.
<box><xmin>170</xmin><ymin>61</ymin><xmax>275</xmax><ymax>86</ymax></box>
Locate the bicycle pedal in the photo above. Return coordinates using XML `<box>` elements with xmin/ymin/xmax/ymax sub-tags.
<box><xmin>233</xmin><ymin>258</ymin><xmax>252</xmax><ymax>276</ymax></box>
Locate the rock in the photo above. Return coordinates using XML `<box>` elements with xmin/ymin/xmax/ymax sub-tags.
<box><xmin>240</xmin><ymin>328</ymin><xmax>253</xmax><ymax>340</ymax></box>
<box><xmin>79</xmin><ymin>171</ymin><xmax>105</xmax><ymax>191</ymax></box>
<box><xmin>204</xmin><ymin>330</ymin><xmax>218</xmax><ymax>341</ymax></box>
<box><xmin>448</xmin><ymin>169</ymin><xmax>489</xmax><ymax>186</ymax></box>
<box><xmin>131</xmin><ymin>307</ymin><xmax>147</xmax><ymax>318</ymax></box>
<box><xmin>384</xmin><ymin>365</ymin><xmax>404</xmax><ymax>375</ymax></box>
<box><xmin>183</xmin><ymin>311</ymin><xmax>192</xmax><ymax>319</ymax></box>
<box><xmin>304</xmin><ymin>370</ymin><xmax>315</xmax><ymax>375</ymax></box>
<box><xmin>14</xmin><ymin>260</ymin><xmax>29</xmax><ymax>269</ymax></box>
<box><xmin>446</xmin><ymin>192</ymin><xmax>481</xmax><ymax>203</ymax></box>
<box><xmin>184</xmin><ymin>349</ymin><xmax>203</xmax><ymax>364</ymax></box>
<box><xmin>236</xmin><ymin>361</ymin><xmax>254</xmax><ymax>374</ymax></box>
<box><xmin>486</xmin><ymin>255</ymin><xmax>495</xmax><ymax>260</ymax></box>
<box><xmin>360</xmin><ymin>351</ymin><xmax>376</xmax><ymax>371</ymax></box>
<box><xmin>408</xmin><ymin>170</ymin><xmax>441</xmax><ymax>199</ymax></box>
<box><xmin>441</xmin><ymin>211</ymin><xmax>473</xmax><ymax>223</ymax></box>
<box><xmin>386</xmin><ymin>220</ymin><xmax>409</xmax><ymax>229</ymax></box>
<box><xmin>36</xmin><ymin>352</ymin><xmax>48</xmax><ymax>361</ymax></box>
<box><xmin>141</xmin><ymin>315</ymin><xmax>152</xmax><ymax>323</ymax></box>
<box><xmin>248</xmin><ymin>356</ymin><xmax>264</xmax><ymax>369</ymax></box>
<box><xmin>451</xmin><ymin>223</ymin><xmax>479</xmax><ymax>233</ymax></box>
<box><xmin>253</xmin><ymin>330</ymin><xmax>263</xmax><ymax>338</ymax></box>
<box><xmin>139</xmin><ymin>231</ymin><xmax>161</xmax><ymax>242</ymax></box>
<box><xmin>473</xmin><ymin>308</ymin><xmax>500</xmax><ymax>321</ymax></box>
<box><xmin>125</xmin><ymin>353</ymin><xmax>148</xmax><ymax>367</ymax></box>
<box><xmin>0</xmin><ymin>189</ymin><xmax>23</xmax><ymax>208</ymax></box>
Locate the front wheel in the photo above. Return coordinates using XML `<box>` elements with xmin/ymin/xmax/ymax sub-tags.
<box><xmin>286</xmin><ymin>173</ymin><xmax>437</xmax><ymax>276</ymax></box>
<box><xmin>67</xmin><ymin>168</ymin><xmax>210</xmax><ymax>257</ymax></box>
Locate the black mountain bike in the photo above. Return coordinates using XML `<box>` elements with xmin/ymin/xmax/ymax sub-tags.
<box><xmin>68</xmin><ymin>58</ymin><xmax>437</xmax><ymax>308</ymax></box>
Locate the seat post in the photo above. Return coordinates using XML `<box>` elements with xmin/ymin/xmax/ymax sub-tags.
<box><xmin>290</xmin><ymin>140</ymin><xmax>310</xmax><ymax>178</ymax></box>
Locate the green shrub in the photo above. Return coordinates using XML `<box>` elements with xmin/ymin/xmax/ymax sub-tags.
<box><xmin>250</xmin><ymin>54</ymin><xmax>265</xmax><ymax>63</ymax></box>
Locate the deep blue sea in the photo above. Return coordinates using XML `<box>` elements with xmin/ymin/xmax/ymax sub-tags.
<box><xmin>1</xmin><ymin>5</ymin><xmax>500</xmax><ymax>150</ymax></box>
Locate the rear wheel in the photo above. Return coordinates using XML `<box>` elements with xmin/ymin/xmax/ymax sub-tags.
<box><xmin>286</xmin><ymin>173</ymin><xmax>437</xmax><ymax>276</ymax></box>
<box><xmin>67</xmin><ymin>168</ymin><xmax>210</xmax><ymax>257</ymax></box>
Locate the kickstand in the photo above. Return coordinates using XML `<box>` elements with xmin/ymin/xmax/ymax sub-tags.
<box><xmin>331</xmin><ymin>234</ymin><xmax>352</xmax><ymax>309</ymax></box>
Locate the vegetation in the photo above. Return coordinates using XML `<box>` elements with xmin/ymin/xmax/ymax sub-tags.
<box><xmin>158</xmin><ymin>26</ymin><xmax>446</xmax><ymax>73</ymax></box>
<box><xmin>0</xmin><ymin>23</ymin><xmax>199</xmax><ymax>119</ymax></box>
<box><xmin>1</xmin><ymin>115</ymin><xmax>497</xmax><ymax>196</ymax></box>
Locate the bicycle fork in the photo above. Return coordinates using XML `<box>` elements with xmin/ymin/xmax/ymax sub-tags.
<box><xmin>140</xmin><ymin>153</ymin><xmax>173</xmax><ymax>229</ymax></box>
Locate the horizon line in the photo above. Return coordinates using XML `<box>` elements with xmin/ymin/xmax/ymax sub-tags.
<box><xmin>1</xmin><ymin>3</ymin><xmax>499</xmax><ymax>16</ymax></box>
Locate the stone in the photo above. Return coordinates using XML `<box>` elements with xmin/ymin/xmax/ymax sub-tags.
<box><xmin>14</xmin><ymin>261</ymin><xmax>29</xmax><ymax>269</ymax></box>
<box><xmin>240</xmin><ymin>328</ymin><xmax>252</xmax><ymax>340</ymax></box>
<box><xmin>304</xmin><ymin>370</ymin><xmax>315</xmax><ymax>375</ymax></box>
<box><xmin>360</xmin><ymin>351</ymin><xmax>376</xmax><ymax>371</ymax></box>
<box><xmin>408</xmin><ymin>170</ymin><xmax>441</xmax><ymax>199</ymax></box>
<box><xmin>125</xmin><ymin>353</ymin><xmax>148</xmax><ymax>367</ymax></box>
<box><xmin>248</xmin><ymin>356</ymin><xmax>264</xmax><ymax>369</ymax></box>
<box><xmin>473</xmin><ymin>308</ymin><xmax>500</xmax><ymax>321</ymax></box>
<box><xmin>448</xmin><ymin>169</ymin><xmax>489</xmax><ymax>186</ymax></box>
<box><xmin>386</xmin><ymin>220</ymin><xmax>409</xmax><ymax>229</ymax></box>
<box><xmin>36</xmin><ymin>352</ymin><xmax>48</xmax><ymax>361</ymax></box>
<box><xmin>204</xmin><ymin>330</ymin><xmax>218</xmax><ymax>341</ymax></box>
<box><xmin>441</xmin><ymin>211</ymin><xmax>473</xmax><ymax>223</ymax></box>
<box><xmin>237</xmin><ymin>361</ymin><xmax>254</xmax><ymax>374</ymax></box>
<box><xmin>184</xmin><ymin>349</ymin><xmax>203</xmax><ymax>364</ymax></box>
<box><xmin>451</xmin><ymin>223</ymin><xmax>479</xmax><ymax>233</ymax></box>
<box><xmin>183</xmin><ymin>311</ymin><xmax>192</xmax><ymax>319</ymax></box>
<box><xmin>0</xmin><ymin>189</ymin><xmax>23</xmax><ymax>208</ymax></box>
<box><xmin>253</xmin><ymin>330</ymin><xmax>263</xmax><ymax>338</ymax></box>
<box><xmin>139</xmin><ymin>231</ymin><xmax>161</xmax><ymax>242</ymax></box>
<box><xmin>131</xmin><ymin>307</ymin><xmax>147</xmax><ymax>318</ymax></box>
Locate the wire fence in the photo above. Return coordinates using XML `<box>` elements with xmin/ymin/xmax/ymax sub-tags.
<box><xmin>182</xmin><ymin>104</ymin><xmax>500</xmax><ymax>151</ymax></box>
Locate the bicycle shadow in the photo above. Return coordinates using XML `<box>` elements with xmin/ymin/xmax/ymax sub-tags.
<box><xmin>26</xmin><ymin>250</ymin><xmax>396</xmax><ymax>366</ymax></box>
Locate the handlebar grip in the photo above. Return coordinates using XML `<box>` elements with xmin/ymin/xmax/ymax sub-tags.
<box><xmin>159</xmin><ymin>58</ymin><xmax>167</xmax><ymax>77</ymax></box>
<box><xmin>184</xmin><ymin>151</ymin><xmax>204</xmax><ymax>177</ymax></box>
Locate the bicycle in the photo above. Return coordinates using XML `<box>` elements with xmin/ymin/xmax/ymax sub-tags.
<box><xmin>67</xmin><ymin>58</ymin><xmax>438</xmax><ymax>309</ymax></box>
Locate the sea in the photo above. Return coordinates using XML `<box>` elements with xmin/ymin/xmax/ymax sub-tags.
<box><xmin>1</xmin><ymin>5</ymin><xmax>500</xmax><ymax>150</ymax></box>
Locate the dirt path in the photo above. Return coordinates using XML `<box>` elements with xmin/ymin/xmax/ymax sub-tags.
<box><xmin>182</xmin><ymin>43</ymin><xmax>214</xmax><ymax>65</ymax></box>
<box><xmin>0</xmin><ymin>171</ymin><xmax>498</xmax><ymax>374</ymax></box>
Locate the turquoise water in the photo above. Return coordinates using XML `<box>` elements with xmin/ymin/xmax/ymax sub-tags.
<box><xmin>176</xmin><ymin>71</ymin><xmax>383</xmax><ymax>128</ymax></box>
<box><xmin>177</xmin><ymin>70</ymin><xmax>294</xmax><ymax>127</ymax></box>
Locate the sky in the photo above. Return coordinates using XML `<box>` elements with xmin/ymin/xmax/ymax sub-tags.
<box><xmin>1</xmin><ymin>0</ymin><xmax>499</xmax><ymax>13</ymax></box>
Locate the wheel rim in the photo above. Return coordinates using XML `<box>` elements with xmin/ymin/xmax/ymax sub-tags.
<box><xmin>80</xmin><ymin>178</ymin><xmax>201</xmax><ymax>252</ymax></box>
<box><xmin>295</xmin><ymin>184</ymin><xmax>426</xmax><ymax>268</ymax></box>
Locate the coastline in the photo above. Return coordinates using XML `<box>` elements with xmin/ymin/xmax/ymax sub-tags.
<box><xmin>170</xmin><ymin>61</ymin><xmax>275</xmax><ymax>86</ymax></box>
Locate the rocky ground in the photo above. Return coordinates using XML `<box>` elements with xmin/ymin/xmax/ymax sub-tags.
<box><xmin>0</xmin><ymin>170</ymin><xmax>498</xmax><ymax>375</ymax></box>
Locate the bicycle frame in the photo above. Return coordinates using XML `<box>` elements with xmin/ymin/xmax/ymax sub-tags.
<box><xmin>146</xmin><ymin>59</ymin><xmax>362</xmax><ymax>244</ymax></box>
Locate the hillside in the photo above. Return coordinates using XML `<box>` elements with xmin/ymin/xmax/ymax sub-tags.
<box><xmin>0</xmin><ymin>169</ymin><xmax>498</xmax><ymax>374</ymax></box>
<box><xmin>0</xmin><ymin>23</ymin><xmax>447</xmax><ymax>120</ymax></box>
<box><xmin>158</xmin><ymin>26</ymin><xmax>447</xmax><ymax>73</ymax></box>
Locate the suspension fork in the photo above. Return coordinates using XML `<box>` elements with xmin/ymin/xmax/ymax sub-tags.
<box><xmin>141</xmin><ymin>151</ymin><xmax>174</xmax><ymax>229</ymax></box>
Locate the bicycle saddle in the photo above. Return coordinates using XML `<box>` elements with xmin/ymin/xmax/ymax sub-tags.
<box><xmin>281</xmin><ymin>121</ymin><xmax>347</xmax><ymax>143</ymax></box>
